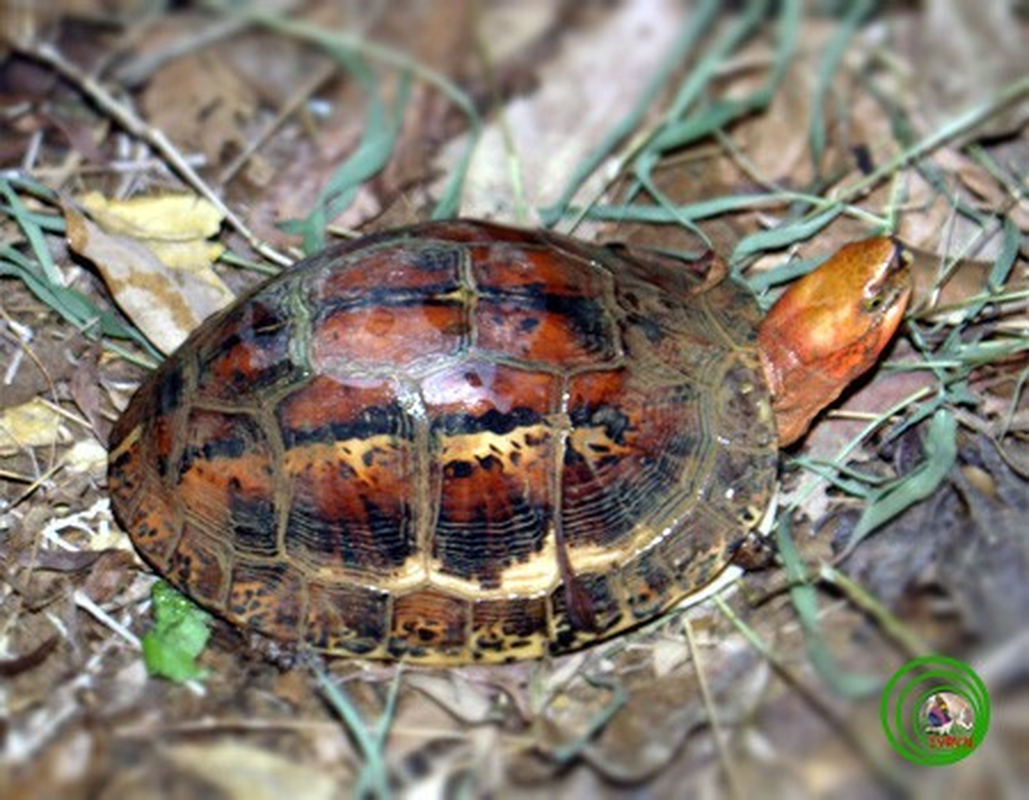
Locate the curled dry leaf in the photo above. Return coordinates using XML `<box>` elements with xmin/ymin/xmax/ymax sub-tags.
<box><xmin>0</xmin><ymin>397</ymin><xmax>71</xmax><ymax>456</ymax></box>
<box><xmin>403</xmin><ymin>671</ymin><xmax>495</xmax><ymax>724</ymax></box>
<box><xmin>942</xmin><ymin>150</ymin><xmax>1029</xmax><ymax>234</ymax></box>
<box><xmin>64</xmin><ymin>194</ymin><xmax>234</xmax><ymax>354</ymax></box>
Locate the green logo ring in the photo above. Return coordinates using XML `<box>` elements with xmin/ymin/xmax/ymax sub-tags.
<box><xmin>880</xmin><ymin>655</ymin><xmax>990</xmax><ymax>766</ymax></box>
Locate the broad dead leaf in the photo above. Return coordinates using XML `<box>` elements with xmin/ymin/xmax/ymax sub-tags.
<box><xmin>78</xmin><ymin>192</ymin><xmax>223</xmax><ymax>241</ymax></box>
<box><xmin>65</xmin><ymin>195</ymin><xmax>234</xmax><ymax>354</ymax></box>
<box><xmin>141</xmin><ymin>49</ymin><xmax>259</xmax><ymax>164</ymax></box>
<box><xmin>909</xmin><ymin>0</ymin><xmax>1029</xmax><ymax>141</ymax></box>
<box><xmin>437</xmin><ymin>0</ymin><xmax>689</xmax><ymax>221</ymax></box>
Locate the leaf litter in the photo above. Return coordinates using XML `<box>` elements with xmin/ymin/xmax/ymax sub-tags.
<box><xmin>65</xmin><ymin>192</ymin><xmax>232</xmax><ymax>353</ymax></box>
<box><xmin>1</xmin><ymin>1</ymin><xmax>1027</xmax><ymax>798</ymax></box>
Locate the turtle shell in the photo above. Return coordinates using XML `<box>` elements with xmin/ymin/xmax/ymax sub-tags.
<box><xmin>108</xmin><ymin>220</ymin><xmax>778</xmax><ymax>663</ymax></box>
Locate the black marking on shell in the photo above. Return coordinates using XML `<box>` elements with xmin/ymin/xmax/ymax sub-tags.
<box><xmin>280</xmin><ymin>401</ymin><xmax>413</xmax><ymax>448</ymax></box>
<box><xmin>432</xmin><ymin>406</ymin><xmax>543</xmax><ymax>437</ymax></box>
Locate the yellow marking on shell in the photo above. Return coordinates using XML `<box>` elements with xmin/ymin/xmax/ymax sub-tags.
<box><xmin>568</xmin><ymin>425</ymin><xmax>632</xmax><ymax>466</ymax></box>
<box><xmin>426</xmin><ymin>534</ymin><xmax>561</xmax><ymax>600</ymax></box>
<box><xmin>282</xmin><ymin>434</ymin><xmax>399</xmax><ymax>478</ymax></box>
<box><xmin>108</xmin><ymin>422</ymin><xmax>143</xmax><ymax>461</ymax></box>
<box><xmin>565</xmin><ymin>539</ymin><xmax>642</xmax><ymax>573</ymax></box>
<box><xmin>737</xmin><ymin>503</ymin><xmax>765</xmax><ymax>529</ymax></box>
<box><xmin>495</xmin><ymin>535</ymin><xmax>559</xmax><ymax>592</ymax></box>
<box><xmin>439</xmin><ymin>424</ymin><xmax>551</xmax><ymax>468</ymax></box>
<box><xmin>310</xmin><ymin>552</ymin><xmax>430</xmax><ymax>590</ymax></box>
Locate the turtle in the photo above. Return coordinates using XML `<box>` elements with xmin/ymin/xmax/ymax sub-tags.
<box><xmin>107</xmin><ymin>220</ymin><xmax>911</xmax><ymax>664</ymax></box>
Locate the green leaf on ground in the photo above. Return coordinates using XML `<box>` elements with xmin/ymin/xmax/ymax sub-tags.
<box><xmin>141</xmin><ymin>581</ymin><xmax>212</xmax><ymax>683</ymax></box>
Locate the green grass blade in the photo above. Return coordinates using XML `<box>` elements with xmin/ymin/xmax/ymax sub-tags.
<box><xmin>282</xmin><ymin>63</ymin><xmax>412</xmax><ymax>253</ymax></box>
<box><xmin>537</xmin><ymin>0</ymin><xmax>722</xmax><ymax>226</ymax></box>
<box><xmin>645</xmin><ymin>0</ymin><xmax>799</xmax><ymax>156</ymax></box>
<box><xmin>731</xmin><ymin>206</ymin><xmax>843</xmax><ymax>265</ymax></box>
<box><xmin>1</xmin><ymin>179</ymin><xmax>62</xmax><ymax>286</ymax></box>
<box><xmin>203</xmin><ymin>0</ymin><xmax>482</xmax><ymax>227</ymax></box>
<box><xmin>661</xmin><ymin>0</ymin><xmax>771</xmax><ymax>123</ymax></box>
<box><xmin>988</xmin><ymin>216</ymin><xmax>1021</xmax><ymax>292</ymax></box>
<box><xmin>432</xmin><ymin>123</ymin><xmax>479</xmax><ymax>220</ymax></box>
<box><xmin>845</xmin><ymin>409</ymin><xmax>957</xmax><ymax>554</ymax></box>
<box><xmin>0</xmin><ymin>226</ymin><xmax>154</xmax><ymax>351</ymax></box>
<box><xmin>0</xmin><ymin>178</ymin><xmax>163</xmax><ymax>361</ymax></box>
<box><xmin>311</xmin><ymin>660</ymin><xmax>398</xmax><ymax>799</ymax></box>
<box><xmin>777</xmin><ymin>517</ymin><xmax>881</xmax><ymax>698</ymax></box>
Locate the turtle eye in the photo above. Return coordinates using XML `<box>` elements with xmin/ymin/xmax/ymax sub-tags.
<box><xmin>864</xmin><ymin>294</ymin><xmax>886</xmax><ymax>313</ymax></box>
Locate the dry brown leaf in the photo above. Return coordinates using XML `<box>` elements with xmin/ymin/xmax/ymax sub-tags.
<box><xmin>437</xmin><ymin>0</ymin><xmax>689</xmax><ymax>221</ymax></box>
<box><xmin>65</xmin><ymin>197</ymin><xmax>234</xmax><ymax>354</ymax></box>
<box><xmin>908</xmin><ymin>246</ymin><xmax>1000</xmax><ymax>316</ymax></box>
<box><xmin>937</xmin><ymin>149</ymin><xmax>1029</xmax><ymax>234</ymax></box>
<box><xmin>403</xmin><ymin>671</ymin><xmax>495</xmax><ymax>724</ymax></box>
<box><xmin>141</xmin><ymin>49</ymin><xmax>258</xmax><ymax>164</ymax></box>
<box><xmin>909</xmin><ymin>0</ymin><xmax>1029</xmax><ymax>141</ymax></box>
<box><xmin>68</xmin><ymin>342</ymin><xmax>104</xmax><ymax>433</ymax></box>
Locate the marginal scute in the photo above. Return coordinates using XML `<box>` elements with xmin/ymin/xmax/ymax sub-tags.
<box><xmin>648</xmin><ymin>503</ymin><xmax>734</xmax><ymax>592</ymax></box>
<box><xmin>549</xmin><ymin>571</ymin><xmax>626</xmax><ymax>653</ymax></box>
<box><xmin>391</xmin><ymin>589</ymin><xmax>470</xmax><ymax>656</ymax></box>
<box><xmin>228</xmin><ymin>558</ymin><xmax>305</xmax><ymax>638</ymax></box>
<box><xmin>305</xmin><ymin>582</ymin><xmax>391</xmax><ymax>655</ymax></box>
<box><xmin>621</xmin><ymin>552</ymin><xmax>675</xmax><ymax>620</ymax></box>
<box><xmin>166</xmin><ymin>525</ymin><xmax>232</xmax><ymax>608</ymax></box>
<box><xmin>470</xmin><ymin>595</ymin><xmax>550</xmax><ymax>656</ymax></box>
<box><xmin>108</xmin><ymin>220</ymin><xmax>779</xmax><ymax>664</ymax></box>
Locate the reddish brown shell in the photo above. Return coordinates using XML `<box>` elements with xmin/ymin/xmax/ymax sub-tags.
<box><xmin>108</xmin><ymin>220</ymin><xmax>778</xmax><ymax>663</ymax></box>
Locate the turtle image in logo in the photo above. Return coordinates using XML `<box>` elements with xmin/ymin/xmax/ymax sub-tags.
<box><xmin>881</xmin><ymin>656</ymin><xmax>990</xmax><ymax>766</ymax></box>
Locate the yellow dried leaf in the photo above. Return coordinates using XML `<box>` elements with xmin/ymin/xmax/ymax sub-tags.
<box><xmin>0</xmin><ymin>398</ymin><xmax>70</xmax><ymax>456</ymax></box>
<box><xmin>78</xmin><ymin>191</ymin><xmax>224</xmax><ymax>241</ymax></box>
<box><xmin>66</xmin><ymin>208</ymin><xmax>234</xmax><ymax>354</ymax></box>
<box><xmin>146</xmin><ymin>239</ymin><xmax>227</xmax><ymax>272</ymax></box>
<box><xmin>63</xmin><ymin>438</ymin><xmax>108</xmax><ymax>477</ymax></box>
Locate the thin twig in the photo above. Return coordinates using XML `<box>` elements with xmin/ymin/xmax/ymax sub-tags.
<box><xmin>15</xmin><ymin>41</ymin><xmax>293</xmax><ymax>268</ymax></box>
<box><xmin>683</xmin><ymin>616</ymin><xmax>745</xmax><ymax>800</ymax></box>
<box><xmin>713</xmin><ymin>594</ymin><xmax>911</xmax><ymax>795</ymax></box>
<box><xmin>217</xmin><ymin>61</ymin><xmax>337</xmax><ymax>186</ymax></box>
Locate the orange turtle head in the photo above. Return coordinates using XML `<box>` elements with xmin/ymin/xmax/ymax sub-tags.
<box><xmin>757</xmin><ymin>237</ymin><xmax>912</xmax><ymax>446</ymax></box>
